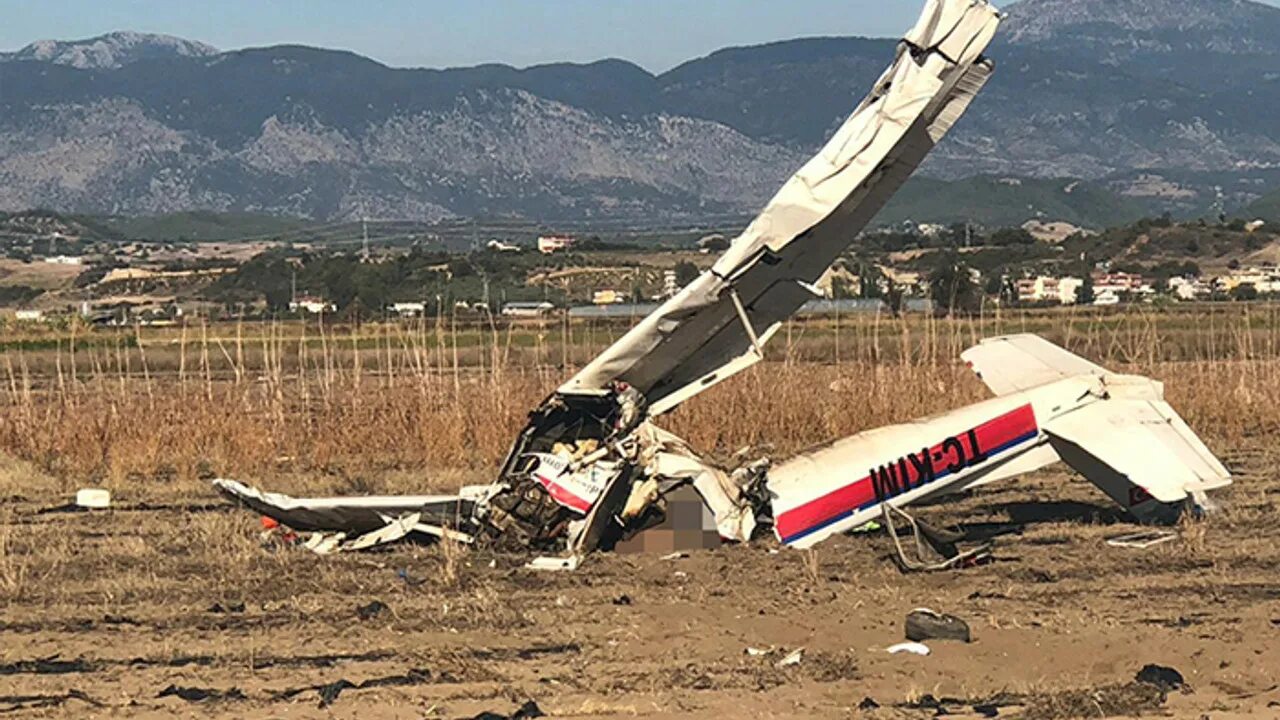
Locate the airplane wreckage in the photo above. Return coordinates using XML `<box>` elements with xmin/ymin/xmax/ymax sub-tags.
<box><xmin>216</xmin><ymin>0</ymin><xmax>1233</xmax><ymax>570</ymax></box>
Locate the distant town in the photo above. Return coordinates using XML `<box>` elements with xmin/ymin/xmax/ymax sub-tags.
<box><xmin>0</xmin><ymin>209</ymin><xmax>1276</xmax><ymax>329</ymax></box>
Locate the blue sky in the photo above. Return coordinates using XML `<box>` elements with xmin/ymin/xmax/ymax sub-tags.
<box><xmin>2</xmin><ymin>0</ymin><xmax>964</xmax><ymax>72</ymax></box>
<box><xmin>5</xmin><ymin>1</ymin><xmax>1279</xmax><ymax>73</ymax></box>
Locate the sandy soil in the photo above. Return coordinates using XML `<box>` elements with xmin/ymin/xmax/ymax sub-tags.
<box><xmin>1</xmin><ymin>441</ymin><xmax>1277</xmax><ymax>719</ymax></box>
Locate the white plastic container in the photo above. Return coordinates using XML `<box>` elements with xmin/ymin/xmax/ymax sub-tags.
<box><xmin>75</xmin><ymin>488</ymin><xmax>111</xmax><ymax>509</ymax></box>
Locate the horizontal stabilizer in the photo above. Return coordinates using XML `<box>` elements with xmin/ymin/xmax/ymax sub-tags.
<box><xmin>961</xmin><ymin>334</ymin><xmax>1105</xmax><ymax>396</ymax></box>
<box><xmin>1043</xmin><ymin>399</ymin><xmax>1231</xmax><ymax>520</ymax></box>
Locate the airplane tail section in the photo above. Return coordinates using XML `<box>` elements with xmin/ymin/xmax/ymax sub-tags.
<box><xmin>962</xmin><ymin>335</ymin><xmax>1232</xmax><ymax>522</ymax></box>
<box><xmin>1042</xmin><ymin>396</ymin><xmax>1232</xmax><ymax>523</ymax></box>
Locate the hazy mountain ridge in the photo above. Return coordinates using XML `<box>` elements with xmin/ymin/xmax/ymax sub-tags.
<box><xmin>0</xmin><ymin>31</ymin><xmax>218</xmax><ymax>69</ymax></box>
<box><xmin>2</xmin><ymin>0</ymin><xmax>1279</xmax><ymax>222</ymax></box>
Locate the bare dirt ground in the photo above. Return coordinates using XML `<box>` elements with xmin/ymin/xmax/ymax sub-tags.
<box><xmin>2</xmin><ymin>432</ymin><xmax>1277</xmax><ymax>720</ymax></box>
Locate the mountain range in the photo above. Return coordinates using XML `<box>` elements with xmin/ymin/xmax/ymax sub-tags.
<box><xmin>2</xmin><ymin>0</ymin><xmax>1279</xmax><ymax>225</ymax></box>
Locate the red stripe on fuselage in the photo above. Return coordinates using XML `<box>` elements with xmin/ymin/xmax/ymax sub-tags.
<box><xmin>775</xmin><ymin>404</ymin><xmax>1038</xmax><ymax>541</ymax></box>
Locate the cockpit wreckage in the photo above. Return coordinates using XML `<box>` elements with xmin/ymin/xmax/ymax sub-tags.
<box><xmin>215</xmin><ymin>0</ymin><xmax>1232</xmax><ymax>570</ymax></box>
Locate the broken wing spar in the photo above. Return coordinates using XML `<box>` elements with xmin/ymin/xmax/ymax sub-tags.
<box><xmin>559</xmin><ymin>0</ymin><xmax>1003</xmax><ymax>414</ymax></box>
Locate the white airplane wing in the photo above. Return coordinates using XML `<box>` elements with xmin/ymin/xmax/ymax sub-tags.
<box><xmin>559</xmin><ymin>0</ymin><xmax>1002</xmax><ymax>415</ymax></box>
<box><xmin>961</xmin><ymin>334</ymin><xmax>1105</xmax><ymax>396</ymax></box>
<box><xmin>213</xmin><ymin>478</ymin><xmax>479</xmax><ymax>534</ymax></box>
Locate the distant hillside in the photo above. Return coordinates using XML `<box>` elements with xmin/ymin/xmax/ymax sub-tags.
<box><xmin>99</xmin><ymin>212</ymin><xmax>317</xmax><ymax>242</ymax></box>
<box><xmin>2</xmin><ymin>0</ymin><xmax>1280</xmax><ymax>221</ymax></box>
<box><xmin>876</xmin><ymin>176</ymin><xmax>1148</xmax><ymax>230</ymax></box>
<box><xmin>0</xmin><ymin>31</ymin><xmax>217</xmax><ymax>69</ymax></box>
<box><xmin>1247</xmin><ymin>189</ymin><xmax>1280</xmax><ymax>223</ymax></box>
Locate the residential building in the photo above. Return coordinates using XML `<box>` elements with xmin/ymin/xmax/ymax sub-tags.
<box><xmin>592</xmin><ymin>289</ymin><xmax>624</xmax><ymax>305</ymax></box>
<box><xmin>14</xmin><ymin>309</ymin><xmax>45</xmax><ymax>322</ymax></box>
<box><xmin>1167</xmin><ymin>276</ymin><xmax>1213</xmax><ymax>301</ymax></box>
<box><xmin>662</xmin><ymin>270</ymin><xmax>679</xmax><ymax>299</ymax></box>
<box><xmin>879</xmin><ymin>267</ymin><xmax>924</xmax><ymax>295</ymax></box>
<box><xmin>1015</xmin><ymin>276</ymin><xmax>1083</xmax><ymax>305</ymax></box>
<box><xmin>1092</xmin><ymin>271</ymin><xmax>1153</xmax><ymax>296</ymax></box>
<box><xmin>1218</xmin><ymin>266</ymin><xmax>1280</xmax><ymax>294</ymax></box>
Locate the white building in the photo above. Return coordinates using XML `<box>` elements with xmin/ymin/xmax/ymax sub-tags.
<box><xmin>14</xmin><ymin>309</ymin><xmax>45</xmax><ymax>322</ymax></box>
<box><xmin>917</xmin><ymin>223</ymin><xmax>948</xmax><ymax>239</ymax></box>
<box><xmin>1093</xmin><ymin>272</ymin><xmax>1153</xmax><ymax>297</ymax></box>
<box><xmin>1219</xmin><ymin>266</ymin><xmax>1280</xmax><ymax>295</ymax></box>
<box><xmin>663</xmin><ymin>270</ymin><xmax>679</xmax><ymax>299</ymax></box>
<box><xmin>592</xmin><ymin>289</ymin><xmax>624</xmax><ymax>305</ymax></box>
<box><xmin>1015</xmin><ymin>276</ymin><xmax>1083</xmax><ymax>305</ymax></box>
<box><xmin>290</xmin><ymin>296</ymin><xmax>335</xmax><ymax>314</ymax></box>
<box><xmin>1167</xmin><ymin>277</ymin><xmax>1213</xmax><ymax>301</ymax></box>
<box><xmin>537</xmin><ymin>236</ymin><xmax>576</xmax><ymax>254</ymax></box>
<box><xmin>44</xmin><ymin>255</ymin><xmax>85</xmax><ymax>265</ymax></box>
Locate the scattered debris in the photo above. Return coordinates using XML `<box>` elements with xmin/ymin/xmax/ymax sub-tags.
<box><xmin>205</xmin><ymin>602</ymin><xmax>245</xmax><ymax>614</ymax></box>
<box><xmin>887</xmin><ymin>642</ymin><xmax>931</xmax><ymax>656</ymax></box>
<box><xmin>157</xmin><ymin>684</ymin><xmax>247</xmax><ymax>703</ymax></box>
<box><xmin>0</xmin><ymin>656</ymin><xmax>95</xmax><ymax>676</ymax></box>
<box><xmin>467</xmin><ymin>700</ymin><xmax>545</xmax><ymax>720</ymax></box>
<box><xmin>75</xmin><ymin>488</ymin><xmax>111</xmax><ymax>509</ymax></box>
<box><xmin>896</xmin><ymin>693</ymin><xmax>1024</xmax><ymax>717</ymax></box>
<box><xmin>905</xmin><ymin>608</ymin><xmax>972</xmax><ymax>643</ymax></box>
<box><xmin>526</xmin><ymin>556</ymin><xmax>581</xmax><ymax>571</ymax></box>
<box><xmin>1107</xmin><ymin>530</ymin><xmax>1179</xmax><ymax>549</ymax></box>
<box><xmin>396</xmin><ymin>568</ymin><xmax>426</xmax><ymax>587</ymax></box>
<box><xmin>857</xmin><ymin>697</ymin><xmax>880</xmax><ymax>710</ymax></box>
<box><xmin>1136</xmin><ymin>664</ymin><xmax>1187</xmax><ymax>692</ymax></box>
<box><xmin>355</xmin><ymin>600</ymin><xmax>389</xmax><ymax>620</ymax></box>
<box><xmin>276</xmin><ymin>668</ymin><xmax>439</xmax><ymax>708</ymax></box>
<box><xmin>101</xmin><ymin>614</ymin><xmax>140</xmax><ymax>626</ymax></box>
<box><xmin>775</xmin><ymin>648</ymin><xmax>805</xmax><ymax>668</ymax></box>
<box><xmin>612</xmin><ymin>595</ymin><xmax>632</xmax><ymax>606</ymax></box>
<box><xmin>316</xmin><ymin>679</ymin><xmax>354</xmax><ymax>707</ymax></box>
<box><xmin>744</xmin><ymin>647</ymin><xmax>771</xmax><ymax>657</ymax></box>
<box><xmin>0</xmin><ymin>690</ymin><xmax>101</xmax><ymax>713</ymax></box>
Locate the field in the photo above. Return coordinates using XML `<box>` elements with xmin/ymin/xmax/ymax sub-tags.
<box><xmin>2</xmin><ymin>305</ymin><xmax>1279</xmax><ymax>718</ymax></box>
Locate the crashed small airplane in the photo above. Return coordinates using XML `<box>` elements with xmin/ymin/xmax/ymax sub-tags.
<box><xmin>216</xmin><ymin>0</ymin><xmax>1232</xmax><ymax>567</ymax></box>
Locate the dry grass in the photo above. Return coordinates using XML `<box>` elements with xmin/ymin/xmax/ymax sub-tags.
<box><xmin>4</xmin><ymin>305</ymin><xmax>1280</xmax><ymax>717</ymax></box>
<box><xmin>1</xmin><ymin>305</ymin><xmax>1278</xmax><ymax>494</ymax></box>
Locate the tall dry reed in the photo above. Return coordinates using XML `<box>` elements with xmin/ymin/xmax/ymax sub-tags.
<box><xmin>0</xmin><ymin>304</ymin><xmax>1276</xmax><ymax>492</ymax></box>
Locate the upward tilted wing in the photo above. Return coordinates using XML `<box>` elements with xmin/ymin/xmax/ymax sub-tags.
<box><xmin>559</xmin><ymin>0</ymin><xmax>1003</xmax><ymax>414</ymax></box>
